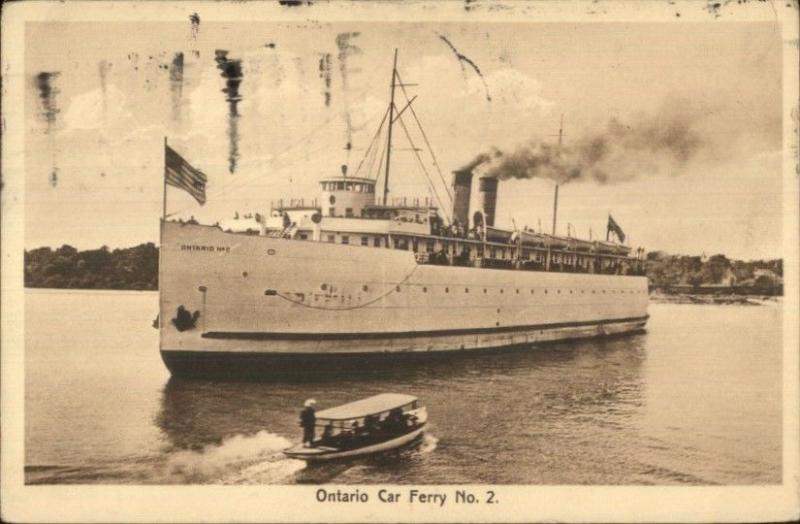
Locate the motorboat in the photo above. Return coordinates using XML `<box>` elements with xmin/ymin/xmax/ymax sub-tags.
<box><xmin>283</xmin><ymin>393</ymin><xmax>427</xmax><ymax>462</ymax></box>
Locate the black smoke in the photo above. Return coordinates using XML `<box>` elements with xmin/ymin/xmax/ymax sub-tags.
<box><xmin>463</xmin><ymin>102</ymin><xmax>705</xmax><ymax>185</ymax></box>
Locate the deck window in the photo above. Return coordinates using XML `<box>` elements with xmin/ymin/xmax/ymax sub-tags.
<box><xmin>327</xmin><ymin>234</ymin><xmax>335</xmax><ymax>243</ymax></box>
<box><xmin>374</xmin><ymin>237</ymin><xmax>381</xmax><ymax>247</ymax></box>
<box><xmin>341</xmin><ymin>236</ymin><xmax>349</xmax><ymax>245</ymax></box>
<box><xmin>328</xmin><ymin>207</ymin><xmax>335</xmax><ymax>216</ymax></box>
<box><xmin>345</xmin><ymin>208</ymin><xmax>353</xmax><ymax>217</ymax></box>
<box><xmin>361</xmin><ymin>236</ymin><xmax>369</xmax><ymax>246</ymax></box>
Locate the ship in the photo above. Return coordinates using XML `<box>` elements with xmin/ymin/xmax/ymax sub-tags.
<box><xmin>158</xmin><ymin>51</ymin><xmax>649</xmax><ymax>380</ymax></box>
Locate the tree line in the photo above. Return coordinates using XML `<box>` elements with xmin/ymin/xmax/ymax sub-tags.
<box><xmin>646</xmin><ymin>252</ymin><xmax>783</xmax><ymax>295</ymax></box>
<box><xmin>25</xmin><ymin>243</ymin><xmax>159</xmax><ymax>290</ymax></box>
<box><xmin>24</xmin><ymin>243</ymin><xmax>782</xmax><ymax>295</ymax></box>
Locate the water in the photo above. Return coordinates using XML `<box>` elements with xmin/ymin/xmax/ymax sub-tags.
<box><xmin>24</xmin><ymin>289</ymin><xmax>782</xmax><ymax>485</ymax></box>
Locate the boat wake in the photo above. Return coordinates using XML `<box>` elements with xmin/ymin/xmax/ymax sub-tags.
<box><xmin>418</xmin><ymin>433</ymin><xmax>439</xmax><ymax>454</ymax></box>
<box><xmin>162</xmin><ymin>430</ymin><xmax>304</xmax><ymax>484</ymax></box>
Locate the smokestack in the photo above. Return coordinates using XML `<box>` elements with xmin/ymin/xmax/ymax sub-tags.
<box><xmin>478</xmin><ymin>176</ymin><xmax>499</xmax><ymax>227</ymax></box>
<box><xmin>451</xmin><ymin>170</ymin><xmax>473</xmax><ymax>227</ymax></box>
<box><xmin>552</xmin><ymin>184</ymin><xmax>559</xmax><ymax>235</ymax></box>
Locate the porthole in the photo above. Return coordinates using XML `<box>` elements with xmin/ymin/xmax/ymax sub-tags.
<box><xmin>321</xmin><ymin>283</ymin><xmax>327</xmax><ymax>291</ymax></box>
<box><xmin>557</xmin><ymin>289</ymin><xmax>561</xmax><ymax>294</ymax></box>
<box><xmin>516</xmin><ymin>289</ymin><xmax>520</xmax><ymax>294</ymax></box>
<box><xmin>465</xmin><ymin>288</ymin><xmax>469</xmax><ymax>293</ymax></box>
<box><xmin>423</xmin><ymin>287</ymin><xmax>427</xmax><ymax>292</ymax></box>
<box><xmin>484</xmin><ymin>288</ymin><xmax>488</xmax><ymax>294</ymax></box>
<box><xmin>500</xmin><ymin>289</ymin><xmax>504</xmax><ymax>294</ymax></box>
<box><xmin>396</xmin><ymin>286</ymin><xmax>401</xmax><ymax>292</ymax></box>
<box><xmin>530</xmin><ymin>289</ymin><xmax>534</xmax><ymax>295</ymax></box>
<box><xmin>242</xmin><ymin>271</ymin><xmax>248</xmax><ymax>277</ymax></box>
<box><xmin>445</xmin><ymin>287</ymin><xmax>449</xmax><ymax>293</ymax></box>
<box><xmin>363</xmin><ymin>285</ymin><xmax>369</xmax><ymax>292</ymax></box>
<box><xmin>544</xmin><ymin>289</ymin><xmax>548</xmax><ymax>294</ymax></box>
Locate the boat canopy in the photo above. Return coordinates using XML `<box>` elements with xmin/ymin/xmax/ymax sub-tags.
<box><xmin>315</xmin><ymin>393</ymin><xmax>418</xmax><ymax>421</ymax></box>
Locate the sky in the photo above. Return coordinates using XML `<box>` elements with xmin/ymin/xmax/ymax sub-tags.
<box><xmin>25</xmin><ymin>19</ymin><xmax>783</xmax><ymax>259</ymax></box>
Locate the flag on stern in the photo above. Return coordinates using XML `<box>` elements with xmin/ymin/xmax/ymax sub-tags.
<box><xmin>607</xmin><ymin>214</ymin><xmax>626</xmax><ymax>243</ymax></box>
<box><xmin>165</xmin><ymin>145</ymin><xmax>207</xmax><ymax>205</ymax></box>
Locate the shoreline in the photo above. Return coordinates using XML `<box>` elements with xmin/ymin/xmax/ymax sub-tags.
<box><xmin>649</xmin><ymin>293</ymin><xmax>781</xmax><ymax>306</ymax></box>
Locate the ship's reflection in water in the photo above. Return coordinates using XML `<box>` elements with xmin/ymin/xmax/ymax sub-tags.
<box><xmin>23</xmin><ymin>292</ymin><xmax>784</xmax><ymax>485</ymax></box>
<box><xmin>155</xmin><ymin>335</ymin><xmax>649</xmax><ymax>484</ymax></box>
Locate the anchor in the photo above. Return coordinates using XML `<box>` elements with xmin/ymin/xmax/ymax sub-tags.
<box><xmin>172</xmin><ymin>305</ymin><xmax>200</xmax><ymax>332</ymax></box>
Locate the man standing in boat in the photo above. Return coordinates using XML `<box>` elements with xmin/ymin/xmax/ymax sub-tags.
<box><xmin>300</xmin><ymin>399</ymin><xmax>317</xmax><ymax>447</ymax></box>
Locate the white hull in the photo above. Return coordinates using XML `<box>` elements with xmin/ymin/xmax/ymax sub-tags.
<box><xmin>158</xmin><ymin>222</ymin><xmax>649</xmax><ymax>377</ymax></box>
<box><xmin>283</xmin><ymin>426</ymin><xmax>426</xmax><ymax>462</ymax></box>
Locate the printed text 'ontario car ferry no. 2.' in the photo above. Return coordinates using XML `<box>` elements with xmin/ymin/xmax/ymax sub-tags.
<box><xmin>158</xmin><ymin>51</ymin><xmax>649</xmax><ymax>380</ymax></box>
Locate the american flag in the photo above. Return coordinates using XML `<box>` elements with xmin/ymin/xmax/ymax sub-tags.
<box><xmin>165</xmin><ymin>145</ymin><xmax>207</xmax><ymax>205</ymax></box>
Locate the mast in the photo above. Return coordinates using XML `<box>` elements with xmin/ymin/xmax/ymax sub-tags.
<box><xmin>382</xmin><ymin>49</ymin><xmax>398</xmax><ymax>206</ymax></box>
<box><xmin>551</xmin><ymin>184</ymin><xmax>559</xmax><ymax>236</ymax></box>
<box><xmin>163</xmin><ymin>136</ymin><xmax>168</xmax><ymax>219</ymax></box>
<box><xmin>552</xmin><ymin>113</ymin><xmax>563</xmax><ymax>236</ymax></box>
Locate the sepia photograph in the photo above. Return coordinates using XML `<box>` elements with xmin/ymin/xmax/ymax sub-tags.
<box><xmin>2</xmin><ymin>0</ymin><xmax>798</xmax><ymax>522</ymax></box>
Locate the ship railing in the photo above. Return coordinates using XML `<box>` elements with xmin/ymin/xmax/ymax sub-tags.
<box><xmin>389</xmin><ymin>232</ymin><xmax>643</xmax><ymax>275</ymax></box>
<box><xmin>270</xmin><ymin>198</ymin><xmax>320</xmax><ymax>211</ymax></box>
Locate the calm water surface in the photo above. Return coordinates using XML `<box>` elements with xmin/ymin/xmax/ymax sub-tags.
<box><xmin>25</xmin><ymin>289</ymin><xmax>782</xmax><ymax>484</ymax></box>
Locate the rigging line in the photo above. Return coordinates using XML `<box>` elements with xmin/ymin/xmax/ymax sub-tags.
<box><xmin>205</xmin><ymin>100</ymin><xmax>389</xmax><ymax>203</ymax></box>
<box><xmin>166</xmin><ymin>142</ymin><xmax>337</xmax><ymax>217</ymax></box>
<box><xmin>172</xmin><ymin>65</ymin><xmax>391</xmax><ymax>206</ymax></box>
<box><xmin>199</xmin><ymin>118</ymin><xmax>337</xmax><ymax>202</ymax></box>
<box><xmin>373</xmin><ymin>128</ymin><xmax>388</xmax><ymax>184</ymax></box>
<box><xmin>395</xmin><ymin>111</ymin><xmax>441</xmax><ymax>213</ymax></box>
<box><xmin>359</xmin><ymin>107</ymin><xmax>389</xmax><ymax>179</ymax></box>
<box><xmin>353</xmin><ymin>129</ymin><xmax>377</xmax><ymax>178</ymax></box>
<box><xmin>395</xmin><ymin>112</ymin><xmax>449</xmax><ymax>221</ymax></box>
<box><xmin>205</xmin><ymin>89</ymin><xmax>388</xmax><ymax>201</ymax></box>
<box><xmin>353</xmin><ymin>104</ymin><xmax>391</xmax><ymax>177</ymax></box>
<box><xmin>395</xmin><ymin>71</ymin><xmax>453</xmax><ymax>204</ymax></box>
<box><xmin>364</xmin><ymin>122</ymin><xmax>383</xmax><ymax>182</ymax></box>
<box><xmin>274</xmin><ymin>265</ymin><xmax>420</xmax><ymax>311</ymax></box>
<box><xmin>217</xmin><ymin>143</ymin><xmax>334</xmax><ymax>195</ymax></box>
